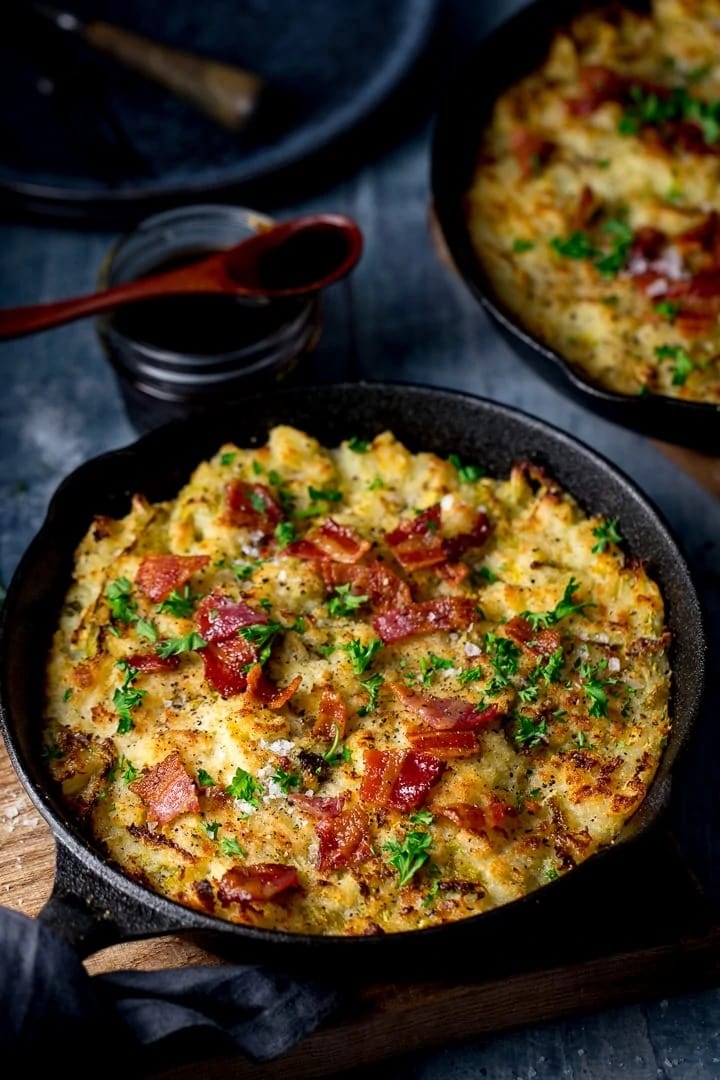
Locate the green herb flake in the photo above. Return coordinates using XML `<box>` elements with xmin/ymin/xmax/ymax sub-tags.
<box><xmin>308</xmin><ymin>486</ymin><xmax>342</xmax><ymax>503</ymax></box>
<box><xmin>384</xmin><ymin>830</ymin><xmax>433</xmax><ymax>887</ymax></box>
<box><xmin>225</xmin><ymin>768</ymin><xmax>262</xmax><ymax>806</ymax></box>
<box><xmin>484</xmin><ymin>632</ymin><xmax>521</xmax><ymax>694</ymax></box>
<box><xmin>409</xmin><ymin>810</ymin><xmax>435</xmax><ymax>826</ymax></box>
<box><xmin>458</xmin><ymin>665</ymin><xmax>484</xmax><ymax>685</ymax></box>
<box><xmin>654</xmin><ymin>300</ymin><xmax>680</xmax><ymax>322</ymax></box>
<box><xmin>348</xmin><ymin>436</ymin><xmax>370</xmax><ymax>454</ymax></box>
<box><xmin>418</xmin><ymin>652</ymin><xmax>455</xmax><ymax>687</ymax></box>
<box><xmin>238</xmin><ymin>621</ymin><xmax>282</xmax><ymax>665</ymax></box>
<box><xmin>322</xmin><ymin>723</ymin><xmax>351</xmax><ymax>766</ymax></box>
<box><xmin>220</xmin><ymin>836</ymin><xmax>246</xmax><ymax>857</ymax></box>
<box><xmin>545</xmin><ymin>867</ymin><xmax>560</xmax><ymax>881</ymax></box>
<box><xmin>271</xmin><ymin>767</ymin><xmax>301</xmax><ymax>793</ymax></box>
<box><xmin>252</xmin><ymin>458</ymin><xmax>264</xmax><ymax>474</ymax></box>
<box><xmin>592</xmin><ymin>517</ymin><xmax>623</xmax><ymax>554</ymax></box>
<box><xmin>521</xmin><ymin>577</ymin><xmax>594</xmax><ymax>631</ymax></box>
<box><xmin>513</xmin><ymin>713</ymin><xmax>549</xmax><ymax>748</ymax></box>
<box><xmin>197</xmin><ymin>768</ymin><xmax>216</xmax><ymax>787</ymax></box>
<box><xmin>655</xmin><ymin>344</ymin><xmax>694</xmax><ymax>386</ymax></box>
<box><xmin>550</xmin><ymin>231</ymin><xmax>596</xmax><ymax>260</ymax></box>
<box><xmin>249</xmin><ymin>490</ymin><xmax>267</xmax><ymax>514</ymax></box>
<box><xmin>157</xmin><ymin>585</ymin><xmax>197</xmax><ymax>618</ymax></box>
<box><xmin>512</xmin><ymin>238</ymin><xmax>535</xmax><ymax>253</ymax></box>
<box><xmin>477</xmin><ymin>566</ymin><xmax>498</xmax><ymax>584</ymax></box>
<box><xmin>220</xmin><ymin>452</ymin><xmax>236</xmax><ymax>466</ymax></box>
<box><xmin>62</xmin><ymin>687</ymin><xmax>73</xmax><ymax>702</ymax></box>
<box><xmin>448</xmin><ymin>453</ymin><xmax>484</xmax><ymax>483</ymax></box>
<box><xmin>135</xmin><ymin>617</ymin><xmax>158</xmax><ymax>643</ymax></box>
<box><xmin>113</xmin><ymin>661</ymin><xmax>147</xmax><ymax>734</ymax></box>
<box><xmin>202</xmin><ymin>821</ymin><xmax>221</xmax><ymax>841</ymax></box>
<box><xmin>328</xmin><ymin>583</ymin><xmax>369</xmax><ymax>618</ymax></box>
<box><xmin>342</xmin><ymin>637</ymin><xmax>382</xmax><ymax>674</ymax></box>
<box><xmin>106</xmin><ymin>577</ymin><xmax>137</xmax><ymax>624</ymax></box>
<box><xmin>358</xmin><ymin>673</ymin><xmax>384</xmax><ymax>716</ymax></box>
<box><xmin>274</xmin><ymin>521</ymin><xmax>297</xmax><ymax>549</ymax></box>
<box><xmin>156</xmin><ymin>631</ymin><xmax>207</xmax><ymax>659</ymax></box>
<box><xmin>368</xmin><ymin>476</ymin><xmax>384</xmax><ymax>491</ymax></box>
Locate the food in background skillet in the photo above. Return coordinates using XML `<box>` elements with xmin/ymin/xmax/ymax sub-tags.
<box><xmin>42</xmin><ymin>425</ymin><xmax>671</xmax><ymax>935</ymax></box>
<box><xmin>466</xmin><ymin>0</ymin><xmax>720</xmax><ymax>401</ymax></box>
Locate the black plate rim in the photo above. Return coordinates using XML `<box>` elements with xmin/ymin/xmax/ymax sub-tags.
<box><xmin>0</xmin><ymin>0</ymin><xmax>438</xmax><ymax>213</ymax></box>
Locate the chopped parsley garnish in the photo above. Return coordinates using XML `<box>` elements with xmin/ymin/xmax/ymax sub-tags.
<box><xmin>654</xmin><ymin>300</ymin><xmax>679</xmax><ymax>322</ymax></box>
<box><xmin>550</xmin><ymin>219</ymin><xmax>633</xmax><ymax>278</ymax></box>
<box><xmin>418</xmin><ymin>652</ymin><xmax>454</xmax><ymax>686</ymax></box>
<box><xmin>202</xmin><ymin>821</ymin><xmax>221</xmax><ymax>840</ymax></box>
<box><xmin>592</xmin><ymin>517</ymin><xmax>623</xmax><ymax>554</ymax></box>
<box><xmin>106</xmin><ymin>577</ymin><xmax>137</xmax><ymax>623</ymax></box>
<box><xmin>574</xmin><ymin>731</ymin><xmax>590</xmax><ymax>749</ymax></box>
<box><xmin>249</xmin><ymin>490</ymin><xmax>267</xmax><ymax>514</ymax></box>
<box><xmin>448</xmin><ymin>453</ymin><xmax>484</xmax><ymax>483</ymax></box>
<box><xmin>342</xmin><ymin>637</ymin><xmax>382</xmax><ymax>674</ymax></box>
<box><xmin>62</xmin><ymin>688</ymin><xmax>73</xmax><ymax>702</ymax></box>
<box><xmin>458</xmin><ymin>665</ymin><xmax>484</xmax><ymax>685</ymax></box>
<box><xmin>113</xmin><ymin>661</ymin><xmax>146</xmax><ymax>734</ymax></box>
<box><xmin>409</xmin><ymin>810</ymin><xmax>435</xmax><ymax>826</ymax></box>
<box><xmin>368</xmin><ymin>476</ymin><xmax>384</xmax><ymax>491</ymax></box>
<box><xmin>534</xmin><ymin>647</ymin><xmax>565</xmax><ymax>685</ymax></box>
<box><xmin>135</xmin><ymin>617</ymin><xmax>158</xmax><ymax>642</ymax></box>
<box><xmin>220</xmin><ymin>836</ymin><xmax>246</xmax><ymax>857</ymax></box>
<box><xmin>578</xmin><ymin>660</ymin><xmax>618</xmax><ymax>719</ymax></box>
<box><xmin>512</xmin><ymin>238</ymin><xmax>535</xmax><ymax>253</ymax></box>
<box><xmin>225</xmin><ymin>768</ymin><xmax>262</xmax><ymax>806</ymax></box>
<box><xmin>157</xmin><ymin>586</ymin><xmax>197</xmax><ymax>618</ymax></box>
<box><xmin>550</xmin><ymin>231</ymin><xmax>595</xmax><ymax>260</ymax></box>
<box><xmin>619</xmin><ymin>84</ymin><xmax>720</xmax><ymax>147</ymax></box>
<box><xmin>477</xmin><ymin>566</ymin><xmax>498</xmax><ymax>584</ymax></box>
<box><xmin>322</xmin><ymin>723</ymin><xmax>351</xmax><ymax>766</ymax></box>
<box><xmin>232</xmin><ymin>559</ymin><xmax>263</xmax><ymax>581</ymax></box>
<box><xmin>655</xmin><ymin>344</ymin><xmax>694</xmax><ymax>386</ymax></box>
<box><xmin>274</xmin><ymin>521</ymin><xmax>297</xmax><ymax>549</ymax></box>
<box><xmin>358</xmin><ymin>673</ymin><xmax>384</xmax><ymax>716</ymax></box>
<box><xmin>521</xmin><ymin>577</ymin><xmax>593</xmax><ymax>631</ymax></box>
<box><xmin>220</xmin><ymin>452</ymin><xmax>236</xmax><ymax>466</ymax></box>
<box><xmin>384</xmin><ymin>830</ymin><xmax>433</xmax><ymax>887</ymax></box>
<box><xmin>327</xmin><ymin>584</ymin><xmax>369</xmax><ymax>617</ymax></box>
<box><xmin>197</xmin><ymin>768</ymin><xmax>216</xmax><ymax>787</ymax></box>
<box><xmin>238</xmin><ymin>621</ymin><xmax>282</xmax><ymax>665</ymax></box>
<box><xmin>348</xmin><ymin>436</ymin><xmax>370</xmax><ymax>453</ymax></box>
<box><xmin>308</xmin><ymin>486</ymin><xmax>342</xmax><ymax>503</ymax></box>
<box><xmin>252</xmin><ymin>459</ymin><xmax>264</xmax><ymax>474</ymax></box>
<box><xmin>107</xmin><ymin>754</ymin><xmax>138</xmax><ymax>784</ymax></box>
<box><xmin>484</xmin><ymin>632</ymin><xmax>521</xmax><ymax>694</ymax></box>
<box><xmin>156</xmin><ymin>632</ymin><xmax>207</xmax><ymax>658</ymax></box>
<box><xmin>546</xmin><ymin>867</ymin><xmax>560</xmax><ymax>881</ymax></box>
<box><xmin>290</xmin><ymin>616</ymin><xmax>307</xmax><ymax>634</ymax></box>
<box><xmin>42</xmin><ymin>742</ymin><xmax>64</xmax><ymax>761</ymax></box>
<box><xmin>271</xmin><ymin>767</ymin><xmax>302</xmax><ymax>793</ymax></box>
<box><xmin>513</xmin><ymin>713</ymin><xmax>549</xmax><ymax>748</ymax></box>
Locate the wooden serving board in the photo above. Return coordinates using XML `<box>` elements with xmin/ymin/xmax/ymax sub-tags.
<box><xmin>3</xmin><ymin>737</ymin><xmax>720</xmax><ymax>1080</ymax></box>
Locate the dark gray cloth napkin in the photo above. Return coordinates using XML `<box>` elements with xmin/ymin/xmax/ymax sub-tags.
<box><xmin>0</xmin><ymin>905</ymin><xmax>343</xmax><ymax>1072</ymax></box>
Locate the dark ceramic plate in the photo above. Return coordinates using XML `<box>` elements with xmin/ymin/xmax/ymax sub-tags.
<box><xmin>0</xmin><ymin>382</ymin><xmax>705</xmax><ymax>973</ymax></box>
<box><xmin>0</xmin><ymin>0</ymin><xmax>437</xmax><ymax>220</ymax></box>
<box><xmin>430</xmin><ymin>0</ymin><xmax>720</xmax><ymax>453</ymax></box>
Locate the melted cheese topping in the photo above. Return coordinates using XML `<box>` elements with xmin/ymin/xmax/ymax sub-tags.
<box><xmin>43</xmin><ymin>426</ymin><xmax>671</xmax><ymax>935</ymax></box>
<box><xmin>467</xmin><ymin>0</ymin><xmax>720</xmax><ymax>401</ymax></box>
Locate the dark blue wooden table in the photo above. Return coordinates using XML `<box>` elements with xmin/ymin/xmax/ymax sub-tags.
<box><xmin>2</xmin><ymin>1</ymin><xmax>720</xmax><ymax>1076</ymax></box>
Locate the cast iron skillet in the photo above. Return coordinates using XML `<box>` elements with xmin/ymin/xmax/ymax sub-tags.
<box><xmin>0</xmin><ymin>382</ymin><xmax>706</xmax><ymax>975</ymax></box>
<box><xmin>430</xmin><ymin>0</ymin><xmax>720</xmax><ymax>454</ymax></box>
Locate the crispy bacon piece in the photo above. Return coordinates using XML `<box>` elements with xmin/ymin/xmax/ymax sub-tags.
<box><xmin>315</xmin><ymin>808</ymin><xmax>373</xmax><ymax>872</ymax></box>
<box><xmin>567</xmin><ymin>65</ymin><xmax>625</xmax><ymax>115</ymax></box>
<box><xmin>385</xmin><ymin>508</ymin><xmax>491</xmax><ymax>572</ymax></box>
<box><xmin>629</xmin><ymin>226</ymin><xmax>667</xmax><ymax>263</ymax></box>
<box><xmin>360</xmin><ymin>749</ymin><xmax>445</xmax><ymax>812</ymax></box>
<box><xmin>135</xmin><ymin>554</ymin><xmax>209</xmax><ymax>603</ymax></box>
<box><xmin>244</xmin><ymin>664</ymin><xmax>301</xmax><ymax>709</ymax></box>
<box><xmin>406</xmin><ymin>730</ymin><xmax>479</xmax><ymax>757</ymax></box>
<box><xmin>436</xmin><ymin>797</ymin><xmax>513</xmax><ymax>834</ymax></box>
<box><xmin>201</xmin><ymin>638</ymin><xmax>257</xmax><ymax>698</ymax></box>
<box><xmin>218</xmin><ymin>863</ymin><xmax>299</xmax><ymax>904</ymax></box>
<box><xmin>321</xmin><ymin>559</ymin><xmax>413</xmax><ymax>612</ymax></box>
<box><xmin>504</xmin><ymin>616</ymin><xmax>562</xmax><ymax>655</ymax></box>
<box><xmin>509</xmin><ymin>127</ymin><xmax>554</xmax><ymax>176</ymax></box>
<box><xmin>374</xmin><ymin>596</ymin><xmax>476</xmax><ymax>643</ymax></box>
<box><xmin>129</xmin><ymin>750</ymin><xmax>200</xmax><ymax>824</ymax></box>
<box><xmin>390</xmin><ymin>683</ymin><xmax>499</xmax><ymax>731</ymax></box>
<box><xmin>195</xmin><ymin>593</ymin><xmax>266</xmax><ymax>643</ymax></box>
<box><xmin>306</xmin><ymin>518</ymin><xmax>371</xmax><ymax>563</ymax></box>
<box><xmin>225</xmin><ymin>481</ymin><xmax>282</xmax><ymax>531</ymax></box>
<box><xmin>313</xmin><ymin>687</ymin><xmax>348</xmax><ymax>741</ymax></box>
<box><xmin>289</xmin><ymin>793</ymin><xmax>347</xmax><ymax>818</ymax></box>
<box><xmin>124</xmin><ymin>652</ymin><xmax>180</xmax><ymax>674</ymax></box>
<box><xmin>385</xmin><ymin>505</ymin><xmax>446</xmax><ymax>570</ymax></box>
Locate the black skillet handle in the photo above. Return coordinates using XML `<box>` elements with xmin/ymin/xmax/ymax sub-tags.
<box><xmin>38</xmin><ymin>839</ymin><xmax>181</xmax><ymax>960</ymax></box>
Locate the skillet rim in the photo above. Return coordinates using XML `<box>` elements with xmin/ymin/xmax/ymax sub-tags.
<box><xmin>0</xmin><ymin>378</ymin><xmax>707</xmax><ymax>954</ymax></box>
<box><xmin>429</xmin><ymin>0</ymin><xmax>720</xmax><ymax>451</ymax></box>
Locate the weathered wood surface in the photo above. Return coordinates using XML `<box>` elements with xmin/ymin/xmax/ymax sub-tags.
<box><xmin>2</xmin><ymin>0</ymin><xmax>720</xmax><ymax>1075</ymax></box>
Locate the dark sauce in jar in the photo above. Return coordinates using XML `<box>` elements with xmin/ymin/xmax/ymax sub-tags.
<box><xmin>110</xmin><ymin>248</ymin><xmax>306</xmax><ymax>356</ymax></box>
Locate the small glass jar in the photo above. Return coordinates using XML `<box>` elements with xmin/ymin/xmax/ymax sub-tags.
<box><xmin>96</xmin><ymin>204</ymin><xmax>322</xmax><ymax>433</ymax></box>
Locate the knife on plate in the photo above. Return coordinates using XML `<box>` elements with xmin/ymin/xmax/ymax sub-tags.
<box><xmin>24</xmin><ymin>2</ymin><xmax>266</xmax><ymax>134</ymax></box>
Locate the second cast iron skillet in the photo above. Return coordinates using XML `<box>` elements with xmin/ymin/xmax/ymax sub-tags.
<box><xmin>0</xmin><ymin>382</ymin><xmax>706</xmax><ymax>975</ymax></box>
<box><xmin>431</xmin><ymin>0</ymin><xmax>720</xmax><ymax>453</ymax></box>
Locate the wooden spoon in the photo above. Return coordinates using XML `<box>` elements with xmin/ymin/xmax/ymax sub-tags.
<box><xmin>0</xmin><ymin>214</ymin><xmax>363</xmax><ymax>341</ymax></box>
